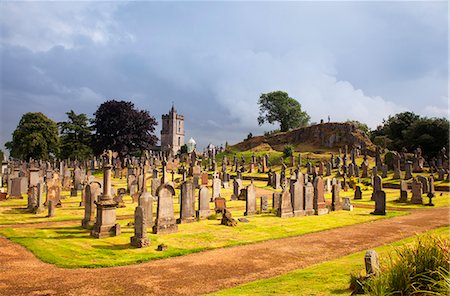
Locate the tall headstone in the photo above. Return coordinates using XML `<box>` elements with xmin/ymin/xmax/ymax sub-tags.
<box><xmin>244</xmin><ymin>182</ymin><xmax>257</xmax><ymax>216</ymax></box>
<box><xmin>291</xmin><ymin>178</ymin><xmax>305</xmax><ymax>216</ymax></box>
<box><xmin>212</xmin><ymin>177</ymin><xmax>221</xmax><ymax>200</ymax></box>
<box><xmin>399</xmin><ymin>180</ymin><xmax>408</xmax><ymax>202</ymax></box>
<box><xmin>153</xmin><ymin>185</ymin><xmax>178</xmax><ymax>234</ymax></box>
<box><xmin>371</xmin><ymin>190</ymin><xmax>386</xmax><ymax>215</ymax></box>
<box><xmin>354</xmin><ymin>186</ymin><xmax>362</xmax><ymax>200</ymax></box>
<box><xmin>404</xmin><ymin>161</ymin><xmax>413</xmax><ymax>179</ymax></box>
<box><xmin>232</xmin><ymin>178</ymin><xmax>242</xmax><ymax>201</ymax></box>
<box><xmin>410</xmin><ymin>178</ymin><xmax>423</xmax><ymax>204</ymax></box>
<box><xmin>304</xmin><ymin>182</ymin><xmax>314</xmax><ymax>215</ymax></box>
<box><xmin>331</xmin><ymin>183</ymin><xmax>341</xmax><ymax>211</ymax></box>
<box><xmin>81</xmin><ymin>182</ymin><xmax>101</xmax><ymax>229</ymax></box>
<box><xmin>178</xmin><ymin>180</ymin><xmax>196</xmax><ymax>223</ymax></box>
<box><xmin>272</xmin><ymin>192</ymin><xmax>281</xmax><ymax>211</ymax></box>
<box><xmin>260</xmin><ymin>195</ymin><xmax>269</xmax><ymax>213</ymax></box>
<box><xmin>130</xmin><ymin>206</ymin><xmax>150</xmax><ymax>248</ymax></box>
<box><xmin>277</xmin><ymin>189</ymin><xmax>293</xmax><ymax>218</ymax></box>
<box><xmin>313</xmin><ymin>176</ymin><xmax>327</xmax><ymax>215</ymax></box>
<box><xmin>196</xmin><ymin>186</ymin><xmax>210</xmax><ymax>219</ymax></box>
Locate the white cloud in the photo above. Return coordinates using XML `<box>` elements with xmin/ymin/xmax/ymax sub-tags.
<box><xmin>0</xmin><ymin>2</ymin><xmax>129</xmax><ymax>52</ymax></box>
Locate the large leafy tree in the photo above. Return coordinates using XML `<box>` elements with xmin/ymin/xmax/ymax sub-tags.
<box><xmin>371</xmin><ymin>112</ymin><xmax>420</xmax><ymax>151</ymax></box>
<box><xmin>403</xmin><ymin>117</ymin><xmax>449</xmax><ymax>159</ymax></box>
<box><xmin>92</xmin><ymin>100</ymin><xmax>158</xmax><ymax>156</ymax></box>
<box><xmin>257</xmin><ymin>91</ymin><xmax>310</xmax><ymax>132</ymax></box>
<box><xmin>5</xmin><ymin>112</ymin><xmax>60</xmax><ymax>160</ymax></box>
<box><xmin>58</xmin><ymin>110</ymin><xmax>93</xmax><ymax>160</ymax></box>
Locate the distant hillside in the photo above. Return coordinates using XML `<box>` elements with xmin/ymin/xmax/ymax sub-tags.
<box><xmin>231</xmin><ymin>122</ymin><xmax>375</xmax><ymax>153</ymax></box>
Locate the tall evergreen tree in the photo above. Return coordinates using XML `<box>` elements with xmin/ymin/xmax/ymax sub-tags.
<box><xmin>58</xmin><ymin>110</ymin><xmax>93</xmax><ymax>160</ymax></box>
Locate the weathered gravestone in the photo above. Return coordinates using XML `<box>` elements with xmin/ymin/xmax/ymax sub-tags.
<box><xmin>399</xmin><ymin>180</ymin><xmax>408</xmax><ymax>202</ymax></box>
<box><xmin>178</xmin><ymin>180</ymin><xmax>196</xmax><ymax>223</ymax></box>
<box><xmin>201</xmin><ymin>172</ymin><xmax>209</xmax><ymax>186</ymax></box>
<box><xmin>371</xmin><ymin>175</ymin><xmax>382</xmax><ymax>201</ymax></box>
<box><xmin>277</xmin><ymin>189</ymin><xmax>293</xmax><ymax>218</ymax></box>
<box><xmin>371</xmin><ymin>190</ymin><xmax>386</xmax><ymax>215</ymax></box>
<box><xmin>365</xmin><ymin>250</ymin><xmax>380</xmax><ymax>276</ymax></box>
<box><xmin>197</xmin><ymin>186</ymin><xmax>210</xmax><ymax>219</ymax></box>
<box><xmin>221</xmin><ymin>209</ymin><xmax>237</xmax><ymax>227</ymax></box>
<box><xmin>232</xmin><ymin>178</ymin><xmax>242</xmax><ymax>201</ymax></box>
<box><xmin>354</xmin><ymin>185</ymin><xmax>362</xmax><ymax>200</ymax></box>
<box><xmin>244</xmin><ymin>182</ymin><xmax>257</xmax><ymax>216</ymax></box>
<box><xmin>291</xmin><ymin>178</ymin><xmax>305</xmax><ymax>216</ymax></box>
<box><xmin>410</xmin><ymin>178</ymin><xmax>423</xmax><ymax>204</ymax></box>
<box><xmin>260</xmin><ymin>195</ymin><xmax>269</xmax><ymax>213</ymax></box>
<box><xmin>416</xmin><ymin>175</ymin><xmax>429</xmax><ymax>194</ymax></box>
<box><xmin>139</xmin><ymin>192</ymin><xmax>153</xmax><ymax>227</ymax></box>
<box><xmin>130</xmin><ymin>206</ymin><xmax>150</xmax><ymax>248</ymax></box>
<box><xmin>304</xmin><ymin>182</ymin><xmax>314</xmax><ymax>215</ymax></box>
<box><xmin>114</xmin><ymin>188</ymin><xmax>126</xmax><ymax>208</ymax></box>
<box><xmin>81</xmin><ymin>182</ymin><xmax>101</xmax><ymax>229</ymax></box>
<box><xmin>404</xmin><ymin>161</ymin><xmax>413</xmax><ymax>179</ymax></box>
<box><xmin>214</xmin><ymin>197</ymin><xmax>227</xmax><ymax>213</ymax></box>
<box><xmin>331</xmin><ymin>183</ymin><xmax>341</xmax><ymax>211</ymax></box>
<box><xmin>342</xmin><ymin>197</ymin><xmax>353</xmax><ymax>211</ymax></box>
<box><xmin>47</xmin><ymin>200</ymin><xmax>55</xmax><ymax>217</ymax></box>
<box><xmin>153</xmin><ymin>184</ymin><xmax>178</xmax><ymax>234</ymax></box>
<box><xmin>212</xmin><ymin>177</ymin><xmax>221</xmax><ymax>200</ymax></box>
<box><xmin>314</xmin><ymin>176</ymin><xmax>327</xmax><ymax>215</ymax></box>
<box><xmin>272</xmin><ymin>192</ymin><xmax>281</xmax><ymax>212</ymax></box>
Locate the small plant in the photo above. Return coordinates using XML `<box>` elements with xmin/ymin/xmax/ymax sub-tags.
<box><xmin>246</xmin><ymin>133</ymin><xmax>253</xmax><ymax>140</ymax></box>
<box><xmin>353</xmin><ymin>234</ymin><xmax>449</xmax><ymax>295</ymax></box>
<box><xmin>283</xmin><ymin>144</ymin><xmax>294</xmax><ymax>158</ymax></box>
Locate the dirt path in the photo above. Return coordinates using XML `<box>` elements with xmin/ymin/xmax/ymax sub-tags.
<box><xmin>0</xmin><ymin>207</ymin><xmax>448</xmax><ymax>296</ymax></box>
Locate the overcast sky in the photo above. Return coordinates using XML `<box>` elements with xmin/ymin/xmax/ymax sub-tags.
<box><xmin>0</xmin><ymin>1</ymin><xmax>448</xmax><ymax>152</ymax></box>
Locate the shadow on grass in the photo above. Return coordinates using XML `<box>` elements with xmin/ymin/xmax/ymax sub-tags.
<box><xmin>330</xmin><ymin>288</ymin><xmax>352</xmax><ymax>294</ymax></box>
<box><xmin>3</xmin><ymin>207</ymin><xmax>29</xmax><ymax>214</ymax></box>
<box><xmin>92</xmin><ymin>243</ymin><xmax>131</xmax><ymax>250</ymax></box>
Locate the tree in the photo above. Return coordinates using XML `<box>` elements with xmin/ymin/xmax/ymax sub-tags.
<box><xmin>58</xmin><ymin>110</ymin><xmax>93</xmax><ymax>160</ymax></box>
<box><xmin>92</xmin><ymin>100</ymin><xmax>158</xmax><ymax>156</ymax></box>
<box><xmin>257</xmin><ymin>91</ymin><xmax>310</xmax><ymax>132</ymax></box>
<box><xmin>0</xmin><ymin>149</ymin><xmax>4</xmax><ymax>162</ymax></box>
<box><xmin>5</xmin><ymin>112</ymin><xmax>59</xmax><ymax>160</ymax></box>
<box><xmin>403</xmin><ymin>117</ymin><xmax>449</xmax><ymax>159</ymax></box>
<box><xmin>371</xmin><ymin>112</ymin><xmax>420</xmax><ymax>151</ymax></box>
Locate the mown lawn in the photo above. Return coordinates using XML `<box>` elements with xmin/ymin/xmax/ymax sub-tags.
<box><xmin>208</xmin><ymin>227</ymin><xmax>449</xmax><ymax>296</ymax></box>
<box><xmin>0</xmin><ymin>207</ymin><xmax>405</xmax><ymax>268</ymax></box>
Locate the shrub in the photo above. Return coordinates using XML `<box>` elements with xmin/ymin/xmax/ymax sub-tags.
<box><xmin>362</xmin><ymin>234</ymin><xmax>449</xmax><ymax>295</ymax></box>
<box><xmin>283</xmin><ymin>144</ymin><xmax>294</xmax><ymax>158</ymax></box>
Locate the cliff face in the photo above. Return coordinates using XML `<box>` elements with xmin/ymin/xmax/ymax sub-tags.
<box><xmin>232</xmin><ymin>123</ymin><xmax>375</xmax><ymax>152</ymax></box>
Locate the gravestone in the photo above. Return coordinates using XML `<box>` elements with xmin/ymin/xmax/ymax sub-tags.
<box><xmin>371</xmin><ymin>175</ymin><xmax>382</xmax><ymax>201</ymax></box>
<box><xmin>410</xmin><ymin>178</ymin><xmax>423</xmax><ymax>204</ymax></box>
<box><xmin>304</xmin><ymin>182</ymin><xmax>314</xmax><ymax>215</ymax></box>
<box><xmin>139</xmin><ymin>192</ymin><xmax>153</xmax><ymax>227</ymax></box>
<box><xmin>47</xmin><ymin>200</ymin><xmax>55</xmax><ymax>217</ymax></box>
<box><xmin>277</xmin><ymin>189</ymin><xmax>293</xmax><ymax>218</ymax></box>
<box><xmin>371</xmin><ymin>190</ymin><xmax>386</xmax><ymax>215</ymax></box>
<box><xmin>212</xmin><ymin>177</ymin><xmax>221</xmax><ymax>200</ymax></box>
<box><xmin>260</xmin><ymin>195</ymin><xmax>269</xmax><ymax>213</ymax></box>
<box><xmin>232</xmin><ymin>178</ymin><xmax>242</xmax><ymax>201</ymax></box>
<box><xmin>399</xmin><ymin>180</ymin><xmax>408</xmax><ymax>202</ymax></box>
<box><xmin>221</xmin><ymin>209</ymin><xmax>237</xmax><ymax>227</ymax></box>
<box><xmin>331</xmin><ymin>183</ymin><xmax>341</xmax><ymax>211</ymax></box>
<box><xmin>244</xmin><ymin>182</ymin><xmax>257</xmax><ymax>216</ymax></box>
<box><xmin>81</xmin><ymin>182</ymin><xmax>101</xmax><ymax>228</ymax></box>
<box><xmin>404</xmin><ymin>161</ymin><xmax>413</xmax><ymax>179</ymax></box>
<box><xmin>151</xmin><ymin>178</ymin><xmax>161</xmax><ymax>197</ymax></box>
<box><xmin>381</xmin><ymin>165</ymin><xmax>388</xmax><ymax>178</ymax></box>
<box><xmin>197</xmin><ymin>186</ymin><xmax>210</xmax><ymax>219</ymax></box>
<box><xmin>214</xmin><ymin>197</ymin><xmax>227</xmax><ymax>213</ymax></box>
<box><xmin>291</xmin><ymin>179</ymin><xmax>305</xmax><ymax>216</ymax></box>
<box><xmin>342</xmin><ymin>197</ymin><xmax>353</xmax><ymax>211</ymax></box>
<box><xmin>365</xmin><ymin>250</ymin><xmax>380</xmax><ymax>276</ymax></box>
<box><xmin>325</xmin><ymin>162</ymin><xmax>332</xmax><ymax>176</ymax></box>
<box><xmin>10</xmin><ymin>178</ymin><xmax>23</xmax><ymax>199</ymax></box>
<box><xmin>272</xmin><ymin>192</ymin><xmax>281</xmax><ymax>211</ymax></box>
<box><xmin>114</xmin><ymin>187</ymin><xmax>127</xmax><ymax>208</ymax></box>
<box><xmin>416</xmin><ymin>175</ymin><xmax>429</xmax><ymax>194</ymax></box>
<box><xmin>130</xmin><ymin>206</ymin><xmax>150</xmax><ymax>248</ymax></box>
<box><xmin>354</xmin><ymin>186</ymin><xmax>362</xmax><ymax>200</ymax></box>
<box><xmin>178</xmin><ymin>180</ymin><xmax>196</xmax><ymax>223</ymax></box>
<box><xmin>314</xmin><ymin>176</ymin><xmax>327</xmax><ymax>215</ymax></box>
<box><xmin>153</xmin><ymin>185</ymin><xmax>178</xmax><ymax>234</ymax></box>
<box><xmin>273</xmin><ymin>173</ymin><xmax>281</xmax><ymax>190</ymax></box>
<box><xmin>201</xmin><ymin>172</ymin><xmax>209</xmax><ymax>186</ymax></box>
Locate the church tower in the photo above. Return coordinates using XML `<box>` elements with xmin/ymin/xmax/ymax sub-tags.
<box><xmin>161</xmin><ymin>104</ymin><xmax>185</xmax><ymax>155</ymax></box>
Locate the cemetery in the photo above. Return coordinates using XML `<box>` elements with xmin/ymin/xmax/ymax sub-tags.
<box><xmin>1</xmin><ymin>2</ymin><xmax>448</xmax><ymax>295</ymax></box>
<box><xmin>0</xmin><ymin>105</ymin><xmax>448</xmax><ymax>294</ymax></box>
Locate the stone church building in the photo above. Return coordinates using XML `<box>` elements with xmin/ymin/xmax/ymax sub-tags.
<box><xmin>160</xmin><ymin>104</ymin><xmax>185</xmax><ymax>155</ymax></box>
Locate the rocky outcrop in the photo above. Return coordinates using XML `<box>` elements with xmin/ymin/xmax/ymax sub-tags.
<box><xmin>232</xmin><ymin>122</ymin><xmax>375</xmax><ymax>152</ymax></box>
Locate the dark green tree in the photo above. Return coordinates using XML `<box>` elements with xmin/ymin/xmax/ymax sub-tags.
<box><xmin>371</xmin><ymin>112</ymin><xmax>420</xmax><ymax>151</ymax></box>
<box><xmin>92</xmin><ymin>100</ymin><xmax>158</xmax><ymax>156</ymax></box>
<box><xmin>5</xmin><ymin>112</ymin><xmax>59</xmax><ymax>160</ymax></box>
<box><xmin>58</xmin><ymin>110</ymin><xmax>93</xmax><ymax>160</ymax></box>
<box><xmin>257</xmin><ymin>91</ymin><xmax>310</xmax><ymax>132</ymax></box>
<box><xmin>404</xmin><ymin>117</ymin><xmax>449</xmax><ymax>159</ymax></box>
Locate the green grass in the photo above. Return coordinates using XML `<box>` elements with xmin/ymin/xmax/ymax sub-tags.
<box><xmin>0</xmin><ymin>207</ymin><xmax>405</xmax><ymax>268</ymax></box>
<box><xmin>207</xmin><ymin>227</ymin><xmax>449</xmax><ymax>296</ymax></box>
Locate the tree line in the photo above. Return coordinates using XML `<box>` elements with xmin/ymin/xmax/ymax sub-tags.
<box><xmin>5</xmin><ymin>100</ymin><xmax>158</xmax><ymax>161</ymax></box>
